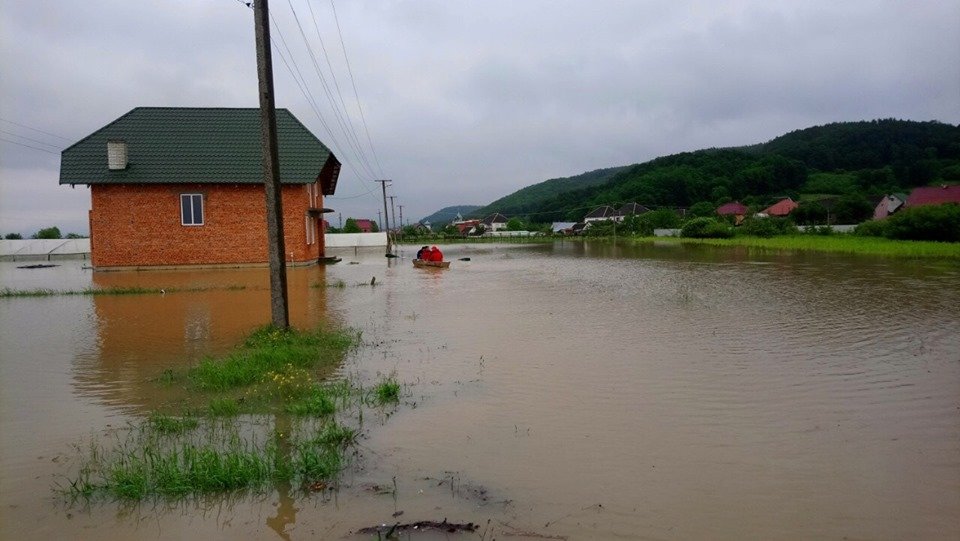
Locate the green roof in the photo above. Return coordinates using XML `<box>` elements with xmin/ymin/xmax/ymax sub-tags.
<box><xmin>60</xmin><ymin>107</ymin><xmax>340</xmax><ymax>194</ymax></box>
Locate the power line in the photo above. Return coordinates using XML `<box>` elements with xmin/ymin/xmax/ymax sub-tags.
<box><xmin>0</xmin><ymin>118</ymin><xmax>72</xmax><ymax>142</ymax></box>
<box><xmin>0</xmin><ymin>137</ymin><xmax>62</xmax><ymax>155</ymax></box>
<box><xmin>0</xmin><ymin>130</ymin><xmax>63</xmax><ymax>150</ymax></box>
<box><xmin>304</xmin><ymin>0</ymin><xmax>376</xmax><ymax>177</ymax></box>
<box><xmin>284</xmin><ymin>0</ymin><xmax>377</xmax><ymax>180</ymax></box>
<box><xmin>330</xmin><ymin>0</ymin><xmax>385</xmax><ymax>178</ymax></box>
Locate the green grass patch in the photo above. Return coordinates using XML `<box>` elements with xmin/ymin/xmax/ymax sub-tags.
<box><xmin>187</xmin><ymin>326</ymin><xmax>356</xmax><ymax>392</ymax></box>
<box><xmin>373</xmin><ymin>377</ymin><xmax>401</xmax><ymax>404</ymax></box>
<box><xmin>60</xmin><ymin>325</ymin><xmax>397</xmax><ymax>502</ymax></box>
<box><xmin>147</xmin><ymin>413</ymin><xmax>199</xmax><ymax>435</ymax></box>
<box><xmin>636</xmin><ymin>235</ymin><xmax>960</xmax><ymax>258</ymax></box>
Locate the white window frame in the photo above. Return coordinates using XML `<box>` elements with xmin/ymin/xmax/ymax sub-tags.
<box><xmin>180</xmin><ymin>193</ymin><xmax>204</xmax><ymax>226</ymax></box>
<box><xmin>305</xmin><ymin>215</ymin><xmax>315</xmax><ymax>245</ymax></box>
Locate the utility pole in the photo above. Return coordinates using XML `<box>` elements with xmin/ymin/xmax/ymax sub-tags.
<box><xmin>374</xmin><ymin>180</ymin><xmax>391</xmax><ymax>253</ymax></box>
<box><xmin>388</xmin><ymin>195</ymin><xmax>397</xmax><ymax>237</ymax></box>
<box><xmin>338</xmin><ymin>212</ymin><xmax>342</xmax><ymax>229</ymax></box>
<box><xmin>253</xmin><ymin>0</ymin><xmax>289</xmax><ymax>329</ymax></box>
<box><xmin>376</xmin><ymin>210</ymin><xmax>382</xmax><ymax>231</ymax></box>
<box><xmin>398</xmin><ymin>204</ymin><xmax>404</xmax><ymax>242</ymax></box>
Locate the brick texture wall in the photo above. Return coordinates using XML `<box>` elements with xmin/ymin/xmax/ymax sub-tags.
<box><xmin>89</xmin><ymin>183</ymin><xmax>325</xmax><ymax>268</ymax></box>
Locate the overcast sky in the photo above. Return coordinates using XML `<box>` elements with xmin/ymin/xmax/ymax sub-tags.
<box><xmin>1</xmin><ymin>0</ymin><xmax>958</xmax><ymax>235</ymax></box>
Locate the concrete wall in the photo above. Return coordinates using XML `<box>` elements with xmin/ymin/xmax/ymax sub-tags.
<box><xmin>324</xmin><ymin>232</ymin><xmax>388</xmax><ymax>247</ymax></box>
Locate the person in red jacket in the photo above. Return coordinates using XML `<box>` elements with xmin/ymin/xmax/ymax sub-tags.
<box><xmin>429</xmin><ymin>245</ymin><xmax>444</xmax><ymax>262</ymax></box>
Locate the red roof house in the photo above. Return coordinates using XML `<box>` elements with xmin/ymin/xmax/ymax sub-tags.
<box><xmin>905</xmin><ymin>185</ymin><xmax>960</xmax><ymax>208</ymax></box>
<box><xmin>716</xmin><ymin>201</ymin><xmax>749</xmax><ymax>216</ymax></box>
<box><xmin>761</xmin><ymin>198</ymin><xmax>798</xmax><ymax>217</ymax></box>
<box><xmin>353</xmin><ymin>219</ymin><xmax>375</xmax><ymax>233</ymax></box>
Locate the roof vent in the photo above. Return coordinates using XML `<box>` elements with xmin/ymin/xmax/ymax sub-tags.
<box><xmin>107</xmin><ymin>140</ymin><xmax>128</xmax><ymax>170</ymax></box>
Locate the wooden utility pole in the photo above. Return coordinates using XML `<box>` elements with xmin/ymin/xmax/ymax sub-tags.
<box><xmin>398</xmin><ymin>204</ymin><xmax>404</xmax><ymax>242</ymax></box>
<box><xmin>388</xmin><ymin>196</ymin><xmax>397</xmax><ymax>236</ymax></box>
<box><xmin>374</xmin><ymin>180</ymin><xmax>391</xmax><ymax>253</ymax></box>
<box><xmin>253</xmin><ymin>0</ymin><xmax>289</xmax><ymax>329</ymax></box>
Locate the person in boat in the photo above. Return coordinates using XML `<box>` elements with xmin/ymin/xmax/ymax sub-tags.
<box><xmin>416</xmin><ymin>246</ymin><xmax>429</xmax><ymax>260</ymax></box>
<box><xmin>429</xmin><ymin>245</ymin><xmax>444</xmax><ymax>262</ymax></box>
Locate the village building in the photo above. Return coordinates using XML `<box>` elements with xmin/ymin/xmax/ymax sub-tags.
<box><xmin>760</xmin><ymin>197</ymin><xmax>798</xmax><ymax>217</ymax></box>
<box><xmin>352</xmin><ymin>219</ymin><xmax>376</xmax><ymax>233</ymax></box>
<box><xmin>905</xmin><ymin>185</ymin><xmax>960</xmax><ymax>208</ymax></box>
<box><xmin>872</xmin><ymin>193</ymin><xmax>907</xmax><ymax>220</ymax></box>
<box><xmin>551</xmin><ymin>221</ymin><xmax>577</xmax><ymax>234</ymax></box>
<box><xmin>59</xmin><ymin>107</ymin><xmax>340</xmax><ymax>269</ymax></box>
<box><xmin>482</xmin><ymin>213</ymin><xmax>509</xmax><ymax>232</ymax></box>
<box><xmin>716</xmin><ymin>201</ymin><xmax>749</xmax><ymax>224</ymax></box>
<box><xmin>583</xmin><ymin>205</ymin><xmax>617</xmax><ymax>223</ymax></box>
<box><xmin>616</xmin><ymin>202</ymin><xmax>650</xmax><ymax>220</ymax></box>
<box><xmin>455</xmin><ymin>219</ymin><xmax>482</xmax><ymax>235</ymax></box>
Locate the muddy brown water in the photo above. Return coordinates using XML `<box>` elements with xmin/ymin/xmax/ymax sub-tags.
<box><xmin>1</xmin><ymin>241</ymin><xmax>958</xmax><ymax>540</ymax></box>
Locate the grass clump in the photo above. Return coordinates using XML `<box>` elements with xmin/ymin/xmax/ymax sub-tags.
<box><xmin>638</xmin><ymin>235</ymin><xmax>960</xmax><ymax>258</ymax></box>
<box><xmin>61</xmin><ymin>325</ymin><xmax>392</xmax><ymax>502</ymax></box>
<box><xmin>373</xmin><ymin>377</ymin><xmax>401</xmax><ymax>404</ymax></box>
<box><xmin>147</xmin><ymin>413</ymin><xmax>199</xmax><ymax>435</ymax></box>
<box><xmin>187</xmin><ymin>326</ymin><xmax>356</xmax><ymax>391</ymax></box>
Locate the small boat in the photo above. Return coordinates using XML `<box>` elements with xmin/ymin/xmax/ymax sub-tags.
<box><xmin>413</xmin><ymin>259</ymin><xmax>450</xmax><ymax>269</ymax></box>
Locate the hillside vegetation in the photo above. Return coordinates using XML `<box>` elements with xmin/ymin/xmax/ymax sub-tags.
<box><xmin>479</xmin><ymin>119</ymin><xmax>960</xmax><ymax>223</ymax></box>
<box><xmin>420</xmin><ymin>205</ymin><xmax>482</xmax><ymax>225</ymax></box>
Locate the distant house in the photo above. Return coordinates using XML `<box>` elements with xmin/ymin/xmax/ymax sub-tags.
<box><xmin>59</xmin><ymin>107</ymin><xmax>340</xmax><ymax>269</ymax></box>
<box><xmin>413</xmin><ymin>221</ymin><xmax>432</xmax><ymax>233</ymax></box>
<box><xmin>905</xmin><ymin>185</ymin><xmax>960</xmax><ymax>208</ymax></box>
<box><xmin>551</xmin><ymin>221</ymin><xmax>577</xmax><ymax>234</ymax></box>
<box><xmin>760</xmin><ymin>197</ymin><xmax>798</xmax><ymax>217</ymax></box>
<box><xmin>716</xmin><ymin>201</ymin><xmax>749</xmax><ymax>225</ymax></box>
<box><xmin>616</xmin><ymin>202</ymin><xmax>650</xmax><ymax>220</ymax></box>
<box><xmin>872</xmin><ymin>193</ymin><xmax>907</xmax><ymax>220</ymax></box>
<box><xmin>584</xmin><ymin>205</ymin><xmax>617</xmax><ymax>223</ymax></box>
<box><xmin>570</xmin><ymin>222</ymin><xmax>587</xmax><ymax>235</ymax></box>
<box><xmin>482</xmin><ymin>213</ymin><xmax>509</xmax><ymax>232</ymax></box>
<box><xmin>456</xmin><ymin>219</ymin><xmax>481</xmax><ymax>235</ymax></box>
<box><xmin>352</xmin><ymin>219</ymin><xmax>376</xmax><ymax>233</ymax></box>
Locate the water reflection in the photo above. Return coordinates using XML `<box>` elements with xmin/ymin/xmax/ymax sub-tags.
<box><xmin>71</xmin><ymin>266</ymin><xmax>333</xmax><ymax>411</ymax></box>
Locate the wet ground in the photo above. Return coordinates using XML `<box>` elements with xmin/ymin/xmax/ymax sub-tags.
<box><xmin>1</xmin><ymin>240</ymin><xmax>959</xmax><ymax>539</ymax></box>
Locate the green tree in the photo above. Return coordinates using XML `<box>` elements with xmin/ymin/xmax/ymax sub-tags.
<box><xmin>33</xmin><ymin>226</ymin><xmax>61</xmax><ymax>239</ymax></box>
<box><xmin>506</xmin><ymin>217</ymin><xmax>525</xmax><ymax>231</ymax></box>
<box><xmin>342</xmin><ymin>218</ymin><xmax>361</xmax><ymax>233</ymax></box>
<box><xmin>688</xmin><ymin>201</ymin><xmax>715</xmax><ymax>217</ymax></box>
<box><xmin>4</xmin><ymin>233</ymin><xmax>23</xmax><ymax>240</ymax></box>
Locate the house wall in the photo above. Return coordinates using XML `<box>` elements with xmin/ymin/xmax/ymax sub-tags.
<box><xmin>89</xmin><ymin>183</ymin><xmax>324</xmax><ymax>268</ymax></box>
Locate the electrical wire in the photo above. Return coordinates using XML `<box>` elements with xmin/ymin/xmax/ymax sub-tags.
<box><xmin>0</xmin><ymin>137</ymin><xmax>62</xmax><ymax>155</ymax></box>
<box><xmin>330</xmin><ymin>0</ymin><xmax>385</xmax><ymax>178</ymax></box>
<box><xmin>0</xmin><ymin>118</ymin><xmax>72</xmax><ymax>142</ymax></box>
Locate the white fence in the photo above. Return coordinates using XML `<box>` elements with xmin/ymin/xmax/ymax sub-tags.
<box><xmin>0</xmin><ymin>239</ymin><xmax>91</xmax><ymax>261</ymax></box>
<box><xmin>324</xmin><ymin>232</ymin><xmax>388</xmax><ymax>248</ymax></box>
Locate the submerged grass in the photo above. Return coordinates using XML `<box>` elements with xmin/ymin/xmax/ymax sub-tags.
<box><xmin>62</xmin><ymin>325</ymin><xmax>390</xmax><ymax>501</ymax></box>
<box><xmin>636</xmin><ymin>235</ymin><xmax>960</xmax><ymax>258</ymax></box>
<box><xmin>187</xmin><ymin>326</ymin><xmax>357</xmax><ymax>392</ymax></box>
<box><xmin>0</xmin><ymin>284</ymin><xmax>249</xmax><ymax>298</ymax></box>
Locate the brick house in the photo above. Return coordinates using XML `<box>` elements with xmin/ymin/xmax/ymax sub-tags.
<box><xmin>60</xmin><ymin>107</ymin><xmax>340</xmax><ymax>269</ymax></box>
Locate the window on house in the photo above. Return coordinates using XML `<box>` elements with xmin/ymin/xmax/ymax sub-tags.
<box><xmin>305</xmin><ymin>215</ymin><xmax>314</xmax><ymax>245</ymax></box>
<box><xmin>180</xmin><ymin>194</ymin><xmax>204</xmax><ymax>226</ymax></box>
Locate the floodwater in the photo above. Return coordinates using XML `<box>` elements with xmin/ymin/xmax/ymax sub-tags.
<box><xmin>1</xmin><ymin>241</ymin><xmax>958</xmax><ymax>540</ymax></box>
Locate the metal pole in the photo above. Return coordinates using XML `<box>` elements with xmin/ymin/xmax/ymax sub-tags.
<box><xmin>253</xmin><ymin>0</ymin><xmax>289</xmax><ymax>329</ymax></box>
<box><xmin>388</xmin><ymin>195</ymin><xmax>397</xmax><ymax>238</ymax></box>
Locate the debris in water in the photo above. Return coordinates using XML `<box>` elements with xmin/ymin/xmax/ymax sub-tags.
<box><xmin>17</xmin><ymin>264</ymin><xmax>58</xmax><ymax>269</ymax></box>
<box><xmin>356</xmin><ymin>519</ymin><xmax>477</xmax><ymax>536</ymax></box>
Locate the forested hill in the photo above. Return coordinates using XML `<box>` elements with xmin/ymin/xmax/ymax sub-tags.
<box><xmin>420</xmin><ymin>205</ymin><xmax>482</xmax><ymax>225</ymax></box>
<box><xmin>472</xmin><ymin>166</ymin><xmax>628</xmax><ymax>218</ymax></box>
<box><xmin>484</xmin><ymin>119</ymin><xmax>960</xmax><ymax>223</ymax></box>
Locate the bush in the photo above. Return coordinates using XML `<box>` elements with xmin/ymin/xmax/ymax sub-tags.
<box><xmin>883</xmin><ymin>204</ymin><xmax>960</xmax><ymax>242</ymax></box>
<box><xmin>33</xmin><ymin>226</ymin><xmax>61</xmax><ymax>239</ymax></box>
<box><xmin>854</xmin><ymin>219</ymin><xmax>888</xmax><ymax>238</ymax></box>
<box><xmin>740</xmin><ymin>217</ymin><xmax>797</xmax><ymax>238</ymax></box>
<box><xmin>681</xmin><ymin>217</ymin><xmax>733</xmax><ymax>238</ymax></box>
